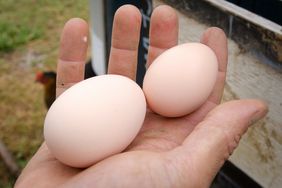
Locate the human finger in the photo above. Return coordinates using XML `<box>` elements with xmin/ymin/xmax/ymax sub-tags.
<box><xmin>169</xmin><ymin>99</ymin><xmax>267</xmax><ymax>187</ymax></box>
<box><xmin>56</xmin><ymin>18</ymin><xmax>88</xmax><ymax>97</ymax></box>
<box><xmin>107</xmin><ymin>5</ymin><xmax>141</xmax><ymax>80</ymax></box>
<box><xmin>146</xmin><ymin>5</ymin><xmax>178</xmax><ymax>67</ymax></box>
<box><xmin>200</xmin><ymin>27</ymin><xmax>228</xmax><ymax>104</ymax></box>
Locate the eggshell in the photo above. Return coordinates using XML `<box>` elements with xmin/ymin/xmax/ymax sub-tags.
<box><xmin>143</xmin><ymin>43</ymin><xmax>218</xmax><ymax>117</ymax></box>
<box><xmin>44</xmin><ymin>75</ymin><xmax>146</xmax><ymax>168</ymax></box>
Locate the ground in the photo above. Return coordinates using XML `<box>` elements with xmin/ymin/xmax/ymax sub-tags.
<box><xmin>0</xmin><ymin>1</ymin><xmax>89</xmax><ymax>187</ymax></box>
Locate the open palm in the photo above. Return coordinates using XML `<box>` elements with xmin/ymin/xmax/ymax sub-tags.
<box><xmin>15</xmin><ymin>5</ymin><xmax>267</xmax><ymax>188</ymax></box>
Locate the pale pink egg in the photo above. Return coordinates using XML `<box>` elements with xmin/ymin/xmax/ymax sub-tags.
<box><xmin>143</xmin><ymin>43</ymin><xmax>218</xmax><ymax>117</ymax></box>
<box><xmin>44</xmin><ymin>75</ymin><xmax>146</xmax><ymax>168</ymax></box>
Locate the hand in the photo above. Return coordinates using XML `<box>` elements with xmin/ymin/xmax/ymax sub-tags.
<box><xmin>15</xmin><ymin>5</ymin><xmax>267</xmax><ymax>188</ymax></box>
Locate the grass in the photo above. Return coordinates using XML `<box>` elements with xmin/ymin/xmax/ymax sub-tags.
<box><xmin>0</xmin><ymin>1</ymin><xmax>89</xmax><ymax>187</ymax></box>
<box><xmin>0</xmin><ymin>21</ymin><xmax>42</xmax><ymax>52</ymax></box>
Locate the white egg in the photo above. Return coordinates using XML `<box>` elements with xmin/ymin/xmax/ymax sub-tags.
<box><xmin>44</xmin><ymin>75</ymin><xmax>146</xmax><ymax>168</ymax></box>
<box><xmin>143</xmin><ymin>43</ymin><xmax>218</xmax><ymax>117</ymax></box>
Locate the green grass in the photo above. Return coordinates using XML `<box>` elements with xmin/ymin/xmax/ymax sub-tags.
<box><xmin>0</xmin><ymin>21</ymin><xmax>42</xmax><ymax>52</ymax></box>
<box><xmin>0</xmin><ymin>0</ymin><xmax>89</xmax><ymax>53</ymax></box>
<box><xmin>0</xmin><ymin>1</ymin><xmax>89</xmax><ymax>186</ymax></box>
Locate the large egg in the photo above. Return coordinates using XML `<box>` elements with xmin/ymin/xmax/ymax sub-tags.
<box><xmin>44</xmin><ymin>75</ymin><xmax>146</xmax><ymax>168</ymax></box>
<box><xmin>143</xmin><ymin>43</ymin><xmax>218</xmax><ymax>117</ymax></box>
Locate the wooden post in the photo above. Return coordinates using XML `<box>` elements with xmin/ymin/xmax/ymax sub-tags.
<box><xmin>0</xmin><ymin>139</ymin><xmax>20</xmax><ymax>176</ymax></box>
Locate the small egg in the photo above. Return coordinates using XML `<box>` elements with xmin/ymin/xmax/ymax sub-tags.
<box><xmin>44</xmin><ymin>75</ymin><xmax>146</xmax><ymax>168</ymax></box>
<box><xmin>143</xmin><ymin>43</ymin><xmax>218</xmax><ymax>117</ymax></box>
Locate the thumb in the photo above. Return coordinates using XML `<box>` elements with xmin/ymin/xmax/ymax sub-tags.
<box><xmin>170</xmin><ymin>99</ymin><xmax>268</xmax><ymax>187</ymax></box>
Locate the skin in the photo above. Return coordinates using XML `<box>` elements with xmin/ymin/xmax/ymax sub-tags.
<box><xmin>15</xmin><ymin>5</ymin><xmax>268</xmax><ymax>188</ymax></box>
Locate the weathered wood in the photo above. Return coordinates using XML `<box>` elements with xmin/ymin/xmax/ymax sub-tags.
<box><xmin>205</xmin><ymin>0</ymin><xmax>281</xmax><ymax>34</ymax></box>
<box><xmin>0</xmin><ymin>139</ymin><xmax>20</xmax><ymax>176</ymax></box>
<box><xmin>154</xmin><ymin>0</ymin><xmax>282</xmax><ymax>187</ymax></box>
<box><xmin>161</xmin><ymin>0</ymin><xmax>282</xmax><ymax>64</ymax></box>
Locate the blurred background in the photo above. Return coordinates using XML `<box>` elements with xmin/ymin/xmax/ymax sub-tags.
<box><xmin>0</xmin><ymin>0</ymin><xmax>281</xmax><ymax>187</ymax></box>
<box><xmin>0</xmin><ymin>1</ymin><xmax>89</xmax><ymax>187</ymax></box>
